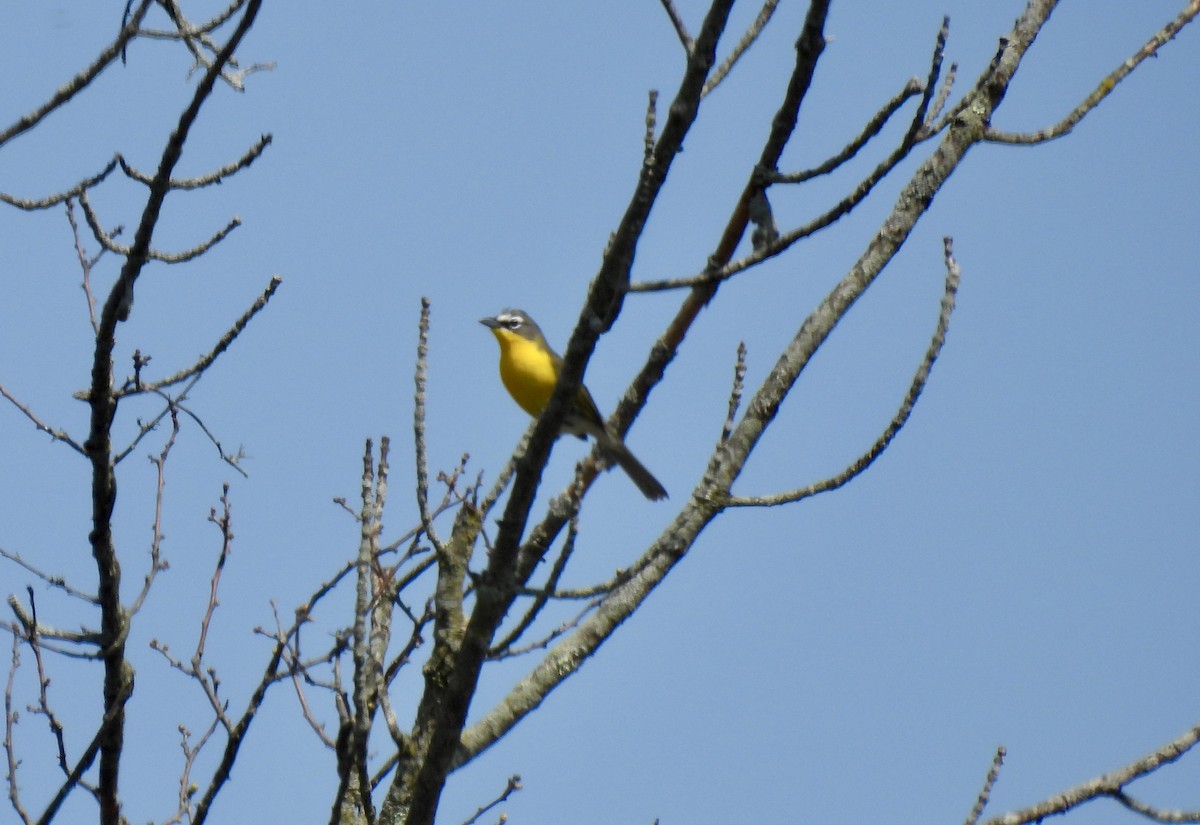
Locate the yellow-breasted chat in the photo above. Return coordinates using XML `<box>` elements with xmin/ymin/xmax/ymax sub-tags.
<box><xmin>480</xmin><ymin>308</ymin><xmax>667</xmax><ymax>501</ymax></box>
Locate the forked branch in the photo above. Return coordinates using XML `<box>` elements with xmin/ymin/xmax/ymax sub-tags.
<box><xmin>985</xmin><ymin>2</ymin><xmax>1200</xmax><ymax>144</ymax></box>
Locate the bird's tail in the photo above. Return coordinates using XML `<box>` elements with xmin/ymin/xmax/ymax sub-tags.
<box><xmin>593</xmin><ymin>429</ymin><xmax>668</xmax><ymax>501</ymax></box>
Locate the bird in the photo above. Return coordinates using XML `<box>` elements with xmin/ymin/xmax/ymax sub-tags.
<box><xmin>480</xmin><ymin>308</ymin><xmax>668</xmax><ymax>501</ymax></box>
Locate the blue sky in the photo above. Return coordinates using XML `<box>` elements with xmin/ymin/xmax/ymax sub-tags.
<box><xmin>2</xmin><ymin>2</ymin><xmax>1198</xmax><ymax>824</ymax></box>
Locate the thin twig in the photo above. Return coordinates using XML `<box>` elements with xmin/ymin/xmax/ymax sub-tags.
<box><xmin>129</xmin><ymin>407</ymin><xmax>179</xmax><ymax>616</ymax></box>
<box><xmin>0</xmin><ymin>384</ymin><xmax>85</xmax><ymax>454</ymax></box>
<box><xmin>703</xmin><ymin>0</ymin><xmax>780</xmax><ymax>97</ymax></box>
<box><xmin>460</xmin><ymin>775</ymin><xmax>522</xmax><ymax>825</ymax></box>
<box><xmin>382</xmin><ymin>594</ymin><xmax>434</xmax><ymax>687</ymax></box>
<box><xmin>141</xmin><ymin>0</ymin><xmax>247</xmax><ymax>40</ymax></box>
<box><xmin>121</xmin><ymin>277</ymin><xmax>275</xmax><ymax>389</ymax></box>
<box><xmin>26</xmin><ymin>591</ymin><xmax>75</xmax><ymax>783</ymax></box>
<box><xmin>770</xmin><ymin>77</ymin><xmax>923</xmax><ymax>184</ymax></box>
<box><xmin>965</xmin><ymin>746</ymin><xmax>1006</xmax><ymax>825</ymax></box>
<box><xmin>269</xmin><ymin>602</ymin><xmax>337</xmax><ymax>749</ymax></box>
<box><xmin>722</xmin><ymin>235</ymin><xmax>960</xmax><ymax>507</ymax></box>
<box><xmin>5</xmin><ymin>634</ymin><xmax>33</xmax><ymax>825</ymax></box>
<box><xmin>659</xmin><ymin>0</ymin><xmax>693</xmax><ymax>52</ymax></box>
<box><xmin>65</xmin><ymin>199</ymin><xmax>104</xmax><ymax>334</ymax></box>
<box><xmin>927</xmin><ymin>62</ymin><xmax>958</xmax><ymax>125</ymax></box>
<box><xmin>78</xmin><ymin>189</ymin><xmax>242</xmax><ymax>262</ymax></box>
<box><xmin>490</xmin><ymin>513</ymin><xmax>582</xmax><ymax>656</ymax></box>
<box><xmin>413</xmin><ymin>298</ymin><xmax>448</xmax><ymax>556</ymax></box>
<box><xmin>151</xmin><ymin>0</ymin><xmax>274</xmax><ymax>91</ymax></box>
<box><xmin>643</xmin><ymin>90</ymin><xmax>659</xmax><ymax>168</ymax></box>
<box><xmin>903</xmin><ymin>16</ymin><xmax>949</xmax><ymax>146</ymax></box>
<box><xmin>171</xmin><ymin>398</ymin><xmax>248</xmax><ymax>475</ymax></box>
<box><xmin>488</xmin><ymin>598</ymin><xmax>602</xmax><ymax>661</ymax></box>
<box><xmin>1</xmin><ymin>552</ymin><xmax>98</xmax><ymax>605</ymax></box>
<box><xmin>194</xmin><ymin>486</ymin><xmax>235</xmax><ymax>686</ymax></box>
<box><xmin>167</xmin><ymin>717</ymin><xmax>219</xmax><ymax>825</ymax></box>
<box><xmin>721</xmin><ymin>342</ymin><xmax>747</xmax><ymax>444</ymax></box>
<box><xmin>1112</xmin><ymin>790</ymin><xmax>1200</xmax><ymax>823</ymax></box>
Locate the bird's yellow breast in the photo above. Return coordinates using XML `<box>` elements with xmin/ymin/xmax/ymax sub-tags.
<box><xmin>491</xmin><ymin>328</ymin><xmax>559</xmax><ymax>417</ymax></box>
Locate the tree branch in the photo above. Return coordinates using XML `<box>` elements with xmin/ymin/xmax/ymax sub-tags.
<box><xmin>722</xmin><ymin>235</ymin><xmax>960</xmax><ymax>507</ymax></box>
<box><xmin>983</xmin><ymin>719</ymin><xmax>1200</xmax><ymax>825</ymax></box>
<box><xmin>0</xmin><ymin>1</ymin><xmax>153</xmax><ymax>149</ymax></box>
<box><xmin>985</xmin><ymin>1</ymin><xmax>1200</xmax><ymax>144</ymax></box>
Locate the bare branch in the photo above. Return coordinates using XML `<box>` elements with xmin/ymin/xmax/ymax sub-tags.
<box><xmin>903</xmin><ymin>16</ymin><xmax>949</xmax><ymax>145</ymax></box>
<box><xmin>140</xmin><ymin>0</ymin><xmax>247</xmax><ymax>40</ymax></box>
<box><xmin>123</xmin><ymin>215</ymin><xmax>244</xmax><ymax>261</ymax></box>
<box><xmin>643</xmin><ymin>89</ymin><xmax>659</xmax><ymax>167</ymax></box>
<box><xmin>0</xmin><ymin>1</ymin><xmax>153</xmax><ymax>148</ymax></box>
<box><xmin>1</xmin><ymin>552</ymin><xmax>98</xmax><ymax>606</ymax></box>
<box><xmin>65</xmin><ymin>199</ymin><xmax>105</xmax><ymax>334</ymax></box>
<box><xmin>168</xmin><ymin>718</ymin><xmax>219</xmax><ymax>825</ymax></box>
<box><xmin>703</xmin><ymin>0</ymin><xmax>780</xmax><ymax>97</ymax></box>
<box><xmin>982</xmin><ymin>719</ymin><xmax>1200</xmax><ymax>825</ymax></box>
<box><xmin>280</xmin><ymin>639</ymin><xmax>338</xmax><ymax>748</ymax></box>
<box><xmin>927</xmin><ymin>61</ymin><xmax>959</xmax><ymax>125</ymax></box>
<box><xmin>382</xmin><ymin>594</ymin><xmax>434</xmax><ymax>686</ymax></box>
<box><xmin>79</xmin><ymin>190</ymin><xmax>243</xmax><ymax>263</ymax></box>
<box><xmin>1113</xmin><ymin>790</ymin><xmax>1200</xmax><ymax>823</ymax></box>
<box><xmin>723</xmin><ymin>235</ymin><xmax>960</xmax><ymax>507</ymax></box>
<box><xmin>116</xmin><ymin>274</ymin><xmax>283</xmax><ymax>398</ymax></box>
<box><xmin>337</xmin><ymin>438</ymin><xmax>386</xmax><ymax>822</ymax></box>
<box><xmin>0</xmin><ymin>159</ymin><xmax>119</xmax><ymax>211</ymax></box>
<box><xmin>111</xmin><ymin>374</ymin><xmax>233</xmax><ymax>469</ymax></box>
<box><xmin>375</xmin><ymin>684</ymin><xmax>407</xmax><ymax>752</ymax></box>
<box><xmin>151</xmin><ymin>0</ymin><xmax>274</xmax><ymax>91</ymax></box>
<box><xmin>489</xmin><ymin>598</ymin><xmax>601</xmax><ymax>661</ymax></box>
<box><xmin>110</xmin><ymin>388</ymin><xmax>183</xmax><ymax>466</ymax></box>
<box><xmin>490</xmin><ymin>513</ymin><xmax>582</xmax><ymax>657</ymax></box>
<box><xmin>0</xmin><ymin>384</ymin><xmax>85</xmax><ymax>455</ymax></box>
<box><xmin>460</xmin><ymin>774</ymin><xmax>522</xmax><ymax>825</ymax></box>
<box><xmin>658</xmin><ymin>0</ymin><xmax>693</xmax><ymax>52</ymax></box>
<box><xmin>720</xmin><ymin>342</ymin><xmax>747</xmax><ymax>444</ymax></box>
<box><xmin>194</xmin><ymin>487</ymin><xmax>235</xmax><ymax>695</ymax></box>
<box><xmin>985</xmin><ymin>1</ymin><xmax>1200</xmax><ymax>144</ymax></box>
<box><xmin>171</xmin><ymin>397</ymin><xmax>250</xmax><ymax>475</ymax></box>
<box><xmin>771</xmin><ymin>77</ymin><xmax>923</xmax><ymax>185</ymax></box>
<box><xmin>24</xmin><ymin>592</ymin><xmax>76</xmax><ymax>786</ymax></box>
<box><xmin>633</xmin><ymin>16</ymin><xmax>949</xmax><ymax>294</ymax></box>
<box><xmin>128</xmin><ymin>409</ymin><xmax>179</xmax><ymax>617</ymax></box>
<box><xmin>5</xmin><ymin>634</ymin><xmax>33</xmax><ymax>825</ymax></box>
<box><xmin>965</xmin><ymin>746</ymin><xmax>1006</xmax><ymax>825</ymax></box>
<box><xmin>117</xmin><ymin>134</ymin><xmax>273</xmax><ymax>190</ymax></box>
<box><xmin>414</xmin><ymin>299</ymin><xmax>448</xmax><ymax>556</ymax></box>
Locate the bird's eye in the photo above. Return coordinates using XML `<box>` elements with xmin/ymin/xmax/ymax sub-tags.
<box><xmin>507</xmin><ymin>318</ymin><xmax>520</xmax><ymax>329</ymax></box>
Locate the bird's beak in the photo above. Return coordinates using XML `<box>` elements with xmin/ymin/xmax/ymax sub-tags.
<box><xmin>479</xmin><ymin>316</ymin><xmax>501</xmax><ymax>329</ymax></box>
